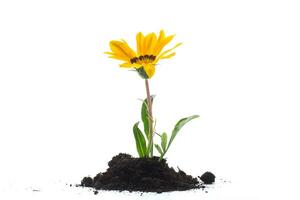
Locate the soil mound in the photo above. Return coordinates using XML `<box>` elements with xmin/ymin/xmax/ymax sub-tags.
<box><xmin>81</xmin><ymin>153</ymin><xmax>202</xmax><ymax>193</ymax></box>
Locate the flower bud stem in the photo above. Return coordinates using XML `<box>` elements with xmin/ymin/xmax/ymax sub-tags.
<box><xmin>145</xmin><ymin>79</ymin><xmax>154</xmax><ymax>157</ymax></box>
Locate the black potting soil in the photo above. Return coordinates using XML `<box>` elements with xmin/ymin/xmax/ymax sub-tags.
<box><xmin>199</xmin><ymin>171</ymin><xmax>215</xmax><ymax>184</ymax></box>
<box><xmin>80</xmin><ymin>153</ymin><xmax>209</xmax><ymax>193</ymax></box>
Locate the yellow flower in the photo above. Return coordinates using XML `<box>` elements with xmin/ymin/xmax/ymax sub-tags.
<box><xmin>105</xmin><ymin>30</ymin><xmax>181</xmax><ymax>79</ymax></box>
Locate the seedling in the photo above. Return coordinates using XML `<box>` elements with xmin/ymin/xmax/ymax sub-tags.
<box><xmin>105</xmin><ymin>30</ymin><xmax>199</xmax><ymax>160</ymax></box>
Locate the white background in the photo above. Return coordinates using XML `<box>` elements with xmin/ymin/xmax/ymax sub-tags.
<box><xmin>1</xmin><ymin>0</ymin><xmax>300</xmax><ymax>199</ymax></box>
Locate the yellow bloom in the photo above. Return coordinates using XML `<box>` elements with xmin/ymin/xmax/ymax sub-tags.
<box><xmin>105</xmin><ymin>30</ymin><xmax>181</xmax><ymax>79</ymax></box>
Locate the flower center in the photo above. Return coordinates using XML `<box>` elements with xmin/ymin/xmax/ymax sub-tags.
<box><xmin>130</xmin><ymin>55</ymin><xmax>156</xmax><ymax>64</ymax></box>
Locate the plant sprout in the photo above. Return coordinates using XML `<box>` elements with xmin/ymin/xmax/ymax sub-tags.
<box><xmin>105</xmin><ymin>30</ymin><xmax>199</xmax><ymax>160</ymax></box>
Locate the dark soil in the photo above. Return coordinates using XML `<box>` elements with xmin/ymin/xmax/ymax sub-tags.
<box><xmin>80</xmin><ymin>153</ymin><xmax>206</xmax><ymax>193</ymax></box>
<box><xmin>199</xmin><ymin>171</ymin><xmax>215</xmax><ymax>184</ymax></box>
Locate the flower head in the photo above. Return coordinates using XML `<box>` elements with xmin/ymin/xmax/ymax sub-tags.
<box><xmin>105</xmin><ymin>30</ymin><xmax>181</xmax><ymax>79</ymax></box>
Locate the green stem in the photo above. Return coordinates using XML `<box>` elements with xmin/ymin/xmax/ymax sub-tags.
<box><xmin>145</xmin><ymin>79</ymin><xmax>154</xmax><ymax>157</ymax></box>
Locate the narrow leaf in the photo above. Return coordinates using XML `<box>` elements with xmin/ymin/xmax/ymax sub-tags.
<box><xmin>161</xmin><ymin>132</ymin><xmax>168</xmax><ymax>152</ymax></box>
<box><xmin>141</xmin><ymin>95</ymin><xmax>154</xmax><ymax>140</ymax></box>
<box><xmin>133</xmin><ymin>122</ymin><xmax>147</xmax><ymax>157</ymax></box>
<box><xmin>167</xmin><ymin>115</ymin><xmax>199</xmax><ymax>151</ymax></box>
<box><xmin>154</xmin><ymin>144</ymin><xmax>163</xmax><ymax>155</ymax></box>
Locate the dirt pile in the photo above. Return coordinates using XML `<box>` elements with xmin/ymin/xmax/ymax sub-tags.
<box><xmin>81</xmin><ymin>153</ymin><xmax>204</xmax><ymax>193</ymax></box>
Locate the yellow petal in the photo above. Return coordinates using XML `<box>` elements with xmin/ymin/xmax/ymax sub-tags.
<box><xmin>160</xmin><ymin>52</ymin><xmax>176</xmax><ymax>59</ymax></box>
<box><xmin>104</xmin><ymin>51</ymin><xmax>114</xmax><ymax>55</ymax></box>
<box><xmin>106</xmin><ymin>53</ymin><xmax>129</xmax><ymax>61</ymax></box>
<box><xmin>158</xmin><ymin>30</ymin><xmax>165</xmax><ymax>40</ymax></box>
<box><xmin>120</xmin><ymin>62</ymin><xmax>142</xmax><ymax>68</ymax></box>
<box><xmin>148</xmin><ymin>33</ymin><xmax>158</xmax><ymax>55</ymax></box>
<box><xmin>152</xmin><ymin>30</ymin><xmax>165</xmax><ymax>55</ymax></box>
<box><xmin>157</xmin><ymin>42</ymin><xmax>182</xmax><ymax>61</ymax></box>
<box><xmin>153</xmin><ymin>32</ymin><xmax>175</xmax><ymax>56</ymax></box>
<box><xmin>109</xmin><ymin>55</ymin><xmax>126</xmax><ymax>60</ymax></box>
<box><xmin>164</xmin><ymin>35</ymin><xmax>175</xmax><ymax>46</ymax></box>
<box><xmin>157</xmin><ymin>30</ymin><xmax>166</xmax><ymax>44</ymax></box>
<box><xmin>143</xmin><ymin>33</ymin><xmax>157</xmax><ymax>55</ymax></box>
<box><xmin>143</xmin><ymin>64</ymin><xmax>156</xmax><ymax>78</ymax></box>
<box><xmin>136</xmin><ymin>32</ymin><xmax>144</xmax><ymax>56</ymax></box>
<box><xmin>109</xmin><ymin>40</ymin><xmax>136</xmax><ymax>60</ymax></box>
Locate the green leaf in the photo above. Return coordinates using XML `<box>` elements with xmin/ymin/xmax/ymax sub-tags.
<box><xmin>141</xmin><ymin>96</ymin><xmax>154</xmax><ymax>140</ymax></box>
<box><xmin>161</xmin><ymin>132</ymin><xmax>168</xmax><ymax>152</ymax></box>
<box><xmin>154</xmin><ymin>144</ymin><xmax>163</xmax><ymax>155</ymax></box>
<box><xmin>133</xmin><ymin>122</ymin><xmax>147</xmax><ymax>157</ymax></box>
<box><xmin>167</xmin><ymin>115</ymin><xmax>199</xmax><ymax>151</ymax></box>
